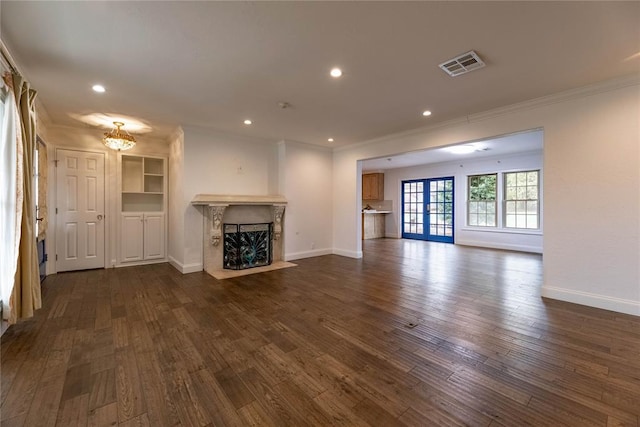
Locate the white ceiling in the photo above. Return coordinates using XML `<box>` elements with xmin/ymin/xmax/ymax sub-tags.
<box><xmin>1</xmin><ymin>2</ymin><xmax>639</xmax><ymax>147</ymax></box>
<box><xmin>362</xmin><ymin>129</ymin><xmax>543</xmax><ymax>171</ymax></box>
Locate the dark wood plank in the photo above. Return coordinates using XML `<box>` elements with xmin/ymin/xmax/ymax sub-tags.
<box><xmin>87</xmin><ymin>402</ymin><xmax>119</xmax><ymax>427</ymax></box>
<box><xmin>1</xmin><ymin>239</ymin><xmax>639</xmax><ymax>426</ymax></box>
<box><xmin>213</xmin><ymin>366</ymin><xmax>256</xmax><ymax>409</ymax></box>
<box><xmin>114</xmin><ymin>349</ymin><xmax>146</xmax><ymax>422</ymax></box>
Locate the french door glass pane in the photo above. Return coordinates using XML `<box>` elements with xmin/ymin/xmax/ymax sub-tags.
<box><xmin>403</xmin><ymin>177</ymin><xmax>453</xmax><ymax>242</ymax></box>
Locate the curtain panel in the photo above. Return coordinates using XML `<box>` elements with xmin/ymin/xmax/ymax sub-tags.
<box><xmin>7</xmin><ymin>72</ymin><xmax>41</xmax><ymax>324</ymax></box>
<box><xmin>0</xmin><ymin>73</ymin><xmax>20</xmax><ymax>320</ymax></box>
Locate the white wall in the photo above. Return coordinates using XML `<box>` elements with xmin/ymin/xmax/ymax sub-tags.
<box><xmin>167</xmin><ymin>127</ymin><xmax>185</xmax><ymax>271</ymax></box>
<box><xmin>333</xmin><ymin>152</ymin><xmax>364</xmax><ymax>258</ymax></box>
<box><xmin>383</xmin><ymin>150</ymin><xmax>543</xmax><ymax>253</ymax></box>
<box><xmin>43</xmin><ymin>125</ymin><xmax>170</xmax><ymax>272</ymax></box>
<box><xmin>278</xmin><ymin>141</ymin><xmax>333</xmax><ymax>260</ymax></box>
<box><xmin>178</xmin><ymin>126</ymin><xmax>280</xmax><ymax>271</ymax></box>
<box><xmin>333</xmin><ymin>77</ymin><xmax>640</xmax><ymax>316</ymax></box>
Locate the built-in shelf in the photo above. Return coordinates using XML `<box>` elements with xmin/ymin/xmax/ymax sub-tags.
<box><xmin>122</xmin><ymin>193</ymin><xmax>164</xmax><ymax>212</ymax></box>
<box><xmin>119</xmin><ymin>154</ymin><xmax>167</xmax><ymax>265</ymax></box>
<box><xmin>121</xmin><ymin>155</ymin><xmax>165</xmax><ymax>211</ymax></box>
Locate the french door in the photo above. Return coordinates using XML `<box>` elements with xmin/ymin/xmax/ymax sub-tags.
<box><xmin>402</xmin><ymin>177</ymin><xmax>454</xmax><ymax>243</ymax></box>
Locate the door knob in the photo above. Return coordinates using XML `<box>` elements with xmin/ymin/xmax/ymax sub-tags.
<box><xmin>97</xmin><ymin>214</ymin><xmax>103</xmax><ymax>221</ymax></box>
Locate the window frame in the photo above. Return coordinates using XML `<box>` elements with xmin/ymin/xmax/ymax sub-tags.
<box><xmin>503</xmin><ymin>169</ymin><xmax>540</xmax><ymax>230</ymax></box>
<box><xmin>467</xmin><ymin>173</ymin><xmax>497</xmax><ymax>228</ymax></box>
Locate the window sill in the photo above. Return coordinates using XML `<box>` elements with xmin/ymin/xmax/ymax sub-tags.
<box><xmin>460</xmin><ymin>227</ymin><xmax>543</xmax><ymax>236</ymax></box>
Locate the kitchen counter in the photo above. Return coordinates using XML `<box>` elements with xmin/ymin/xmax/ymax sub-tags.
<box><xmin>362</xmin><ymin>211</ymin><xmax>391</xmax><ymax>239</ymax></box>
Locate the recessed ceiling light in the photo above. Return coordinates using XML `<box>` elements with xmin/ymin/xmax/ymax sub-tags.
<box><xmin>422</xmin><ymin>110</ymin><xmax>432</xmax><ymax>117</ymax></box>
<box><xmin>328</xmin><ymin>138</ymin><xmax>334</xmax><ymax>142</ymax></box>
<box><xmin>92</xmin><ymin>84</ymin><xmax>106</xmax><ymax>93</ymax></box>
<box><xmin>445</xmin><ymin>145</ymin><xmax>476</xmax><ymax>154</ymax></box>
<box><xmin>243</xmin><ymin>119</ymin><xmax>252</xmax><ymax>125</ymax></box>
<box><xmin>330</xmin><ymin>68</ymin><xmax>342</xmax><ymax>78</ymax></box>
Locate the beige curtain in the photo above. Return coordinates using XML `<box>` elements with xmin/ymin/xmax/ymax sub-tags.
<box><xmin>37</xmin><ymin>139</ymin><xmax>48</xmax><ymax>241</ymax></box>
<box><xmin>9</xmin><ymin>72</ymin><xmax>41</xmax><ymax>324</ymax></box>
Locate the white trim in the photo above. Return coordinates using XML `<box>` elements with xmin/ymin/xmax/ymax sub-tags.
<box><xmin>278</xmin><ymin>139</ymin><xmax>333</xmax><ymax>152</ymax></box>
<box><xmin>542</xmin><ymin>286</ymin><xmax>640</xmax><ymax>317</ymax></box>
<box><xmin>455</xmin><ymin>240</ymin><xmax>542</xmax><ymax>254</ymax></box>
<box><xmin>191</xmin><ymin>194</ymin><xmax>287</xmax><ymax>206</ymax></box>
<box><xmin>332</xmin><ymin>248</ymin><xmax>363</xmax><ymax>259</ymax></box>
<box><xmin>460</xmin><ymin>227</ymin><xmax>542</xmax><ymax>236</ymax></box>
<box><xmin>285</xmin><ymin>248</ymin><xmax>332</xmax><ymax>261</ymax></box>
<box><xmin>168</xmin><ymin>256</ymin><xmax>202</xmax><ymax>274</ymax></box>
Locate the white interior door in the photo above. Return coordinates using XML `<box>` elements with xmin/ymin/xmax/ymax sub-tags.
<box><xmin>56</xmin><ymin>149</ymin><xmax>105</xmax><ymax>271</ymax></box>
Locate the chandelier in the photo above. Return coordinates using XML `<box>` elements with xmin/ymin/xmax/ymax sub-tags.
<box><xmin>103</xmin><ymin>121</ymin><xmax>136</xmax><ymax>151</ymax></box>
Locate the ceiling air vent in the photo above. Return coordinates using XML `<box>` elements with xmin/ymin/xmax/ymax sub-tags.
<box><xmin>439</xmin><ymin>50</ymin><xmax>485</xmax><ymax>77</ymax></box>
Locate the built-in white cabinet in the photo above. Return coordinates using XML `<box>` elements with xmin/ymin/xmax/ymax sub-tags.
<box><xmin>118</xmin><ymin>154</ymin><xmax>167</xmax><ymax>265</ymax></box>
<box><xmin>120</xmin><ymin>212</ymin><xmax>165</xmax><ymax>262</ymax></box>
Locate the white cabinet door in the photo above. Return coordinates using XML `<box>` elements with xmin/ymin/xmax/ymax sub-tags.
<box><xmin>143</xmin><ymin>213</ymin><xmax>165</xmax><ymax>260</ymax></box>
<box><xmin>120</xmin><ymin>213</ymin><xmax>144</xmax><ymax>263</ymax></box>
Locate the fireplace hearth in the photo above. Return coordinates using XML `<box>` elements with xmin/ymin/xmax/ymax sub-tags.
<box><xmin>223</xmin><ymin>223</ymin><xmax>273</xmax><ymax>270</ymax></box>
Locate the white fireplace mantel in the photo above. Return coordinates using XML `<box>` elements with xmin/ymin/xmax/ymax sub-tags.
<box><xmin>191</xmin><ymin>194</ymin><xmax>287</xmax><ymax>277</ymax></box>
<box><xmin>191</xmin><ymin>194</ymin><xmax>287</xmax><ymax>206</ymax></box>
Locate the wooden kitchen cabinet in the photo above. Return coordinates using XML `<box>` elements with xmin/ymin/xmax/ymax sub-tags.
<box><xmin>362</xmin><ymin>173</ymin><xmax>384</xmax><ymax>201</ymax></box>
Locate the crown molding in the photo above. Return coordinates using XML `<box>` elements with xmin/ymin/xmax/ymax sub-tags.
<box><xmin>469</xmin><ymin>73</ymin><xmax>640</xmax><ymax>123</ymax></box>
<box><xmin>278</xmin><ymin>139</ymin><xmax>333</xmax><ymax>152</ymax></box>
<box><xmin>335</xmin><ymin>74</ymin><xmax>640</xmax><ymax>153</ymax></box>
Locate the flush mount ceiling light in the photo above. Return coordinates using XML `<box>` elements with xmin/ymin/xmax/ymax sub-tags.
<box><xmin>328</xmin><ymin>138</ymin><xmax>334</xmax><ymax>142</ymax></box>
<box><xmin>422</xmin><ymin>110</ymin><xmax>432</xmax><ymax>117</ymax></box>
<box><xmin>92</xmin><ymin>84</ymin><xmax>106</xmax><ymax>93</ymax></box>
<box><xmin>330</xmin><ymin>67</ymin><xmax>342</xmax><ymax>78</ymax></box>
<box><xmin>103</xmin><ymin>121</ymin><xmax>136</xmax><ymax>151</ymax></box>
<box><xmin>444</xmin><ymin>145</ymin><xmax>477</xmax><ymax>155</ymax></box>
<box><xmin>243</xmin><ymin>119</ymin><xmax>252</xmax><ymax>125</ymax></box>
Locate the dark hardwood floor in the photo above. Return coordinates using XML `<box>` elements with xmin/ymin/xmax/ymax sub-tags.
<box><xmin>2</xmin><ymin>239</ymin><xmax>639</xmax><ymax>426</ymax></box>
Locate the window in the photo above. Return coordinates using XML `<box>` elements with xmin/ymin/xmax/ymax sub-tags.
<box><xmin>504</xmin><ymin>170</ymin><xmax>539</xmax><ymax>229</ymax></box>
<box><xmin>468</xmin><ymin>174</ymin><xmax>497</xmax><ymax>227</ymax></box>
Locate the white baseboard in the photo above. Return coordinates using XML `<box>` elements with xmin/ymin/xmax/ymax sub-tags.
<box><xmin>455</xmin><ymin>239</ymin><xmax>542</xmax><ymax>254</ymax></box>
<box><xmin>285</xmin><ymin>248</ymin><xmax>332</xmax><ymax>261</ymax></box>
<box><xmin>542</xmin><ymin>286</ymin><xmax>640</xmax><ymax>316</ymax></box>
<box><xmin>332</xmin><ymin>248</ymin><xmax>363</xmax><ymax>259</ymax></box>
<box><xmin>168</xmin><ymin>256</ymin><xmax>202</xmax><ymax>274</ymax></box>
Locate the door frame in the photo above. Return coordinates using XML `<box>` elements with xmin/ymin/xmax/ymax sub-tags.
<box><xmin>53</xmin><ymin>146</ymin><xmax>111</xmax><ymax>273</ymax></box>
<box><xmin>401</xmin><ymin>176</ymin><xmax>455</xmax><ymax>243</ymax></box>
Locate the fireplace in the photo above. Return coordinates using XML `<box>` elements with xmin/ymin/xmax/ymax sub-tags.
<box><xmin>223</xmin><ymin>223</ymin><xmax>273</xmax><ymax>270</ymax></box>
<box><xmin>191</xmin><ymin>194</ymin><xmax>287</xmax><ymax>277</ymax></box>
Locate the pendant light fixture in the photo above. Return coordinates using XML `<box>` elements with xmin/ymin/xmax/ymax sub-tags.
<box><xmin>103</xmin><ymin>121</ymin><xmax>136</xmax><ymax>151</ymax></box>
